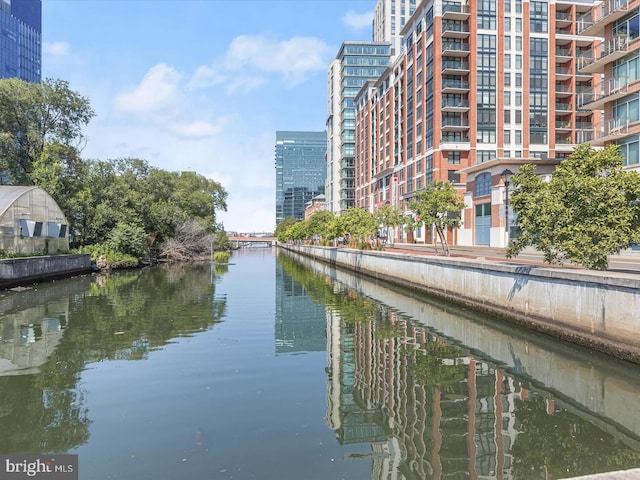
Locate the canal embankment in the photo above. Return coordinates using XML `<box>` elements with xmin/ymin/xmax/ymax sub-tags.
<box><xmin>0</xmin><ymin>254</ymin><xmax>92</xmax><ymax>290</ymax></box>
<box><xmin>278</xmin><ymin>243</ymin><xmax>640</xmax><ymax>364</ymax></box>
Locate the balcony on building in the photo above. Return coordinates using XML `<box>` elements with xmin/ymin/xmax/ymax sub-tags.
<box><xmin>441</xmin><ymin>117</ymin><xmax>470</xmax><ymax>130</ymax></box>
<box><xmin>442</xmin><ymin>60</ymin><xmax>470</xmax><ymax>74</ymax></box>
<box><xmin>578</xmin><ymin>76</ymin><xmax>630</xmax><ymax>109</ymax></box>
<box><xmin>555</xmin><ymin>46</ymin><xmax>573</xmax><ymax>64</ymax></box>
<box><xmin>442</xmin><ymin>78</ymin><xmax>470</xmax><ymax>93</ymax></box>
<box><xmin>555</xmin><ymin>102</ymin><xmax>573</xmax><ymax>113</ymax></box>
<box><xmin>591</xmin><ymin>116</ymin><xmax>631</xmax><ymax>145</ymax></box>
<box><xmin>555</xmin><ymin>21</ymin><xmax>574</xmax><ymax>35</ymax></box>
<box><xmin>578</xmin><ymin>36</ymin><xmax>630</xmax><ymax>74</ymax></box>
<box><xmin>440</xmin><ymin>133</ymin><xmax>470</xmax><ymax>151</ymax></box>
<box><xmin>555</xmin><ymin>10</ymin><xmax>573</xmax><ymax>29</ymax></box>
<box><xmin>556</xmin><ymin>119</ymin><xmax>572</xmax><ymax>132</ymax></box>
<box><xmin>442</xmin><ymin>41</ymin><xmax>470</xmax><ymax>57</ymax></box>
<box><xmin>555</xmin><ymin>81</ymin><xmax>574</xmax><ymax>99</ymax></box>
<box><xmin>441</xmin><ymin>98</ymin><xmax>470</xmax><ymax>112</ymax></box>
<box><xmin>555</xmin><ymin>65</ymin><xmax>574</xmax><ymax>80</ymax></box>
<box><xmin>442</xmin><ymin>21</ymin><xmax>470</xmax><ymax>39</ymax></box>
<box><xmin>577</xmin><ymin>0</ymin><xmax>631</xmax><ymax>37</ymax></box>
<box><xmin>442</xmin><ymin>2</ymin><xmax>471</xmax><ymax>20</ymax></box>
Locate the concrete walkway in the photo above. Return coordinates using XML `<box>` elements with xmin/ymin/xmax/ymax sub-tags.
<box><xmin>386</xmin><ymin>243</ymin><xmax>640</xmax><ymax>274</ymax></box>
<box><xmin>561</xmin><ymin>469</ymin><xmax>640</xmax><ymax>479</ymax></box>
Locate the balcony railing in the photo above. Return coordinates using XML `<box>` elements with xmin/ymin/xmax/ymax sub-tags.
<box><xmin>578</xmin><ymin>36</ymin><xmax>630</xmax><ymax>73</ymax></box>
<box><xmin>577</xmin><ymin>76</ymin><xmax>629</xmax><ymax>108</ymax></box>
<box><xmin>442</xmin><ymin>3</ymin><xmax>471</xmax><ymax>17</ymax></box>
<box><xmin>441</xmin><ymin>118</ymin><xmax>470</xmax><ymax>127</ymax></box>
<box><xmin>442</xmin><ymin>60</ymin><xmax>470</xmax><ymax>71</ymax></box>
<box><xmin>556</xmin><ymin>66</ymin><xmax>573</xmax><ymax>76</ymax></box>
<box><xmin>577</xmin><ymin>0</ymin><xmax>629</xmax><ymax>36</ymax></box>
<box><xmin>442</xmin><ymin>79</ymin><xmax>470</xmax><ymax>90</ymax></box>
<box><xmin>591</xmin><ymin>117</ymin><xmax>630</xmax><ymax>144</ymax></box>
<box><xmin>442</xmin><ymin>99</ymin><xmax>470</xmax><ymax>108</ymax></box>
<box><xmin>442</xmin><ymin>22</ymin><xmax>470</xmax><ymax>35</ymax></box>
<box><xmin>442</xmin><ymin>42</ymin><xmax>470</xmax><ymax>55</ymax></box>
<box><xmin>555</xmin><ymin>103</ymin><xmax>573</xmax><ymax>111</ymax></box>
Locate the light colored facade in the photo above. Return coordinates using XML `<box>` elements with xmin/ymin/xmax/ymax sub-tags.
<box><xmin>355</xmin><ymin>0</ymin><xmax>601</xmax><ymax>247</ymax></box>
<box><xmin>326</xmin><ymin>42</ymin><xmax>391</xmax><ymax>215</ymax></box>
<box><xmin>304</xmin><ymin>194</ymin><xmax>327</xmax><ymax>220</ymax></box>
<box><xmin>576</xmin><ymin>0</ymin><xmax>640</xmax><ymax>171</ymax></box>
<box><xmin>374</xmin><ymin>0</ymin><xmax>422</xmax><ymax>59</ymax></box>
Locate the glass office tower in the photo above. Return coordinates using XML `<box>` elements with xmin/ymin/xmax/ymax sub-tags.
<box><xmin>0</xmin><ymin>0</ymin><xmax>42</xmax><ymax>82</ymax></box>
<box><xmin>275</xmin><ymin>131</ymin><xmax>327</xmax><ymax>225</ymax></box>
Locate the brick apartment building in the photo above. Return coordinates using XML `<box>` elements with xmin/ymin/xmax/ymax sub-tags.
<box><xmin>355</xmin><ymin>0</ymin><xmax>602</xmax><ymax>247</ymax></box>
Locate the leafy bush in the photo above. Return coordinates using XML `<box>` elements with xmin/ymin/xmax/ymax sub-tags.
<box><xmin>108</xmin><ymin>222</ymin><xmax>148</xmax><ymax>258</ymax></box>
<box><xmin>213</xmin><ymin>251</ymin><xmax>231</xmax><ymax>263</ymax></box>
<box><xmin>75</xmin><ymin>243</ymin><xmax>139</xmax><ymax>269</ymax></box>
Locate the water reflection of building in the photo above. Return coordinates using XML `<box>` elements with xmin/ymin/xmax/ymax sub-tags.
<box><xmin>0</xmin><ymin>298</ymin><xmax>68</xmax><ymax>375</ymax></box>
<box><xmin>274</xmin><ymin>262</ymin><xmax>327</xmax><ymax>354</ymax></box>
<box><xmin>325</xmin><ymin>307</ymin><xmax>533</xmax><ymax>479</ymax></box>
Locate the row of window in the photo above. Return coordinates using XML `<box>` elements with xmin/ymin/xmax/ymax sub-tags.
<box><xmin>19</xmin><ymin>220</ymin><xmax>67</xmax><ymax>238</ymax></box>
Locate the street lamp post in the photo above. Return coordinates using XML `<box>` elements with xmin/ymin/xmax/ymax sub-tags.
<box><xmin>500</xmin><ymin>169</ymin><xmax>514</xmax><ymax>246</ymax></box>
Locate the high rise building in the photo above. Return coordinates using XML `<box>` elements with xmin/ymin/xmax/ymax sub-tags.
<box><xmin>0</xmin><ymin>0</ymin><xmax>41</xmax><ymax>82</ymax></box>
<box><xmin>355</xmin><ymin>0</ymin><xmax>601</xmax><ymax>247</ymax></box>
<box><xmin>326</xmin><ymin>42</ymin><xmax>391</xmax><ymax>215</ymax></box>
<box><xmin>275</xmin><ymin>131</ymin><xmax>327</xmax><ymax>225</ymax></box>
<box><xmin>575</xmin><ymin>0</ymin><xmax>640</xmax><ymax>171</ymax></box>
<box><xmin>373</xmin><ymin>0</ymin><xmax>422</xmax><ymax>59</ymax></box>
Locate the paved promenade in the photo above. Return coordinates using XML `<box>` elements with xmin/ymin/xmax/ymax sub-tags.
<box><xmin>386</xmin><ymin>243</ymin><xmax>640</xmax><ymax>274</ymax></box>
<box><xmin>561</xmin><ymin>469</ymin><xmax>640</xmax><ymax>479</ymax></box>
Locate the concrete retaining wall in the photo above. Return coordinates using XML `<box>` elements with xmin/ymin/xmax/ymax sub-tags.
<box><xmin>0</xmin><ymin>254</ymin><xmax>92</xmax><ymax>290</ymax></box>
<box><xmin>279</xmin><ymin>244</ymin><xmax>640</xmax><ymax>364</ymax></box>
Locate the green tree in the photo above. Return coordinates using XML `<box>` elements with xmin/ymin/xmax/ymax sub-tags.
<box><xmin>286</xmin><ymin>220</ymin><xmax>308</xmax><ymax>244</ymax></box>
<box><xmin>275</xmin><ymin>217</ymin><xmax>297</xmax><ymax>242</ymax></box>
<box><xmin>334</xmin><ymin>207</ymin><xmax>378</xmax><ymax>249</ymax></box>
<box><xmin>507</xmin><ymin>144</ymin><xmax>640</xmax><ymax>270</ymax></box>
<box><xmin>374</xmin><ymin>203</ymin><xmax>403</xmax><ymax>247</ymax></box>
<box><xmin>213</xmin><ymin>230</ymin><xmax>232</xmax><ymax>251</ymax></box>
<box><xmin>0</xmin><ymin>78</ymin><xmax>94</xmax><ymax>185</ymax></box>
<box><xmin>108</xmin><ymin>222</ymin><xmax>149</xmax><ymax>258</ymax></box>
<box><xmin>408</xmin><ymin>181</ymin><xmax>464</xmax><ymax>255</ymax></box>
<box><xmin>306</xmin><ymin>210</ymin><xmax>335</xmax><ymax>244</ymax></box>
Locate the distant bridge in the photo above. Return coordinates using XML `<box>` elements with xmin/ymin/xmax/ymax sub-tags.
<box><xmin>229</xmin><ymin>236</ymin><xmax>277</xmax><ymax>248</ymax></box>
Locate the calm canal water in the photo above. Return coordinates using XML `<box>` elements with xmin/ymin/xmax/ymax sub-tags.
<box><xmin>1</xmin><ymin>248</ymin><xmax>640</xmax><ymax>479</ymax></box>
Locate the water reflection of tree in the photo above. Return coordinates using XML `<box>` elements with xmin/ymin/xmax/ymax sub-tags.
<box><xmin>0</xmin><ymin>262</ymin><xmax>228</xmax><ymax>454</ymax></box>
<box><xmin>511</xmin><ymin>395</ymin><xmax>640</xmax><ymax>478</ymax></box>
<box><xmin>70</xmin><ymin>263</ymin><xmax>227</xmax><ymax>362</ymax></box>
<box><xmin>407</xmin><ymin>342</ymin><xmax>467</xmax><ymax>388</ymax></box>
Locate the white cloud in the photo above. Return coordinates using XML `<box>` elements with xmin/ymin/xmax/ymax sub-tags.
<box><xmin>188</xmin><ymin>65</ymin><xmax>226</xmax><ymax>89</ymax></box>
<box><xmin>189</xmin><ymin>33</ymin><xmax>333</xmax><ymax>91</ymax></box>
<box><xmin>342</xmin><ymin>9</ymin><xmax>374</xmax><ymax>30</ymax></box>
<box><xmin>171</xmin><ymin>115</ymin><xmax>236</xmax><ymax>138</ymax></box>
<box><xmin>43</xmin><ymin>41</ymin><xmax>70</xmax><ymax>56</ymax></box>
<box><xmin>113</xmin><ymin>63</ymin><xmax>183</xmax><ymax>116</ymax></box>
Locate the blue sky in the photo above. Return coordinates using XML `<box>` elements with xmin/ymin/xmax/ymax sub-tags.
<box><xmin>41</xmin><ymin>0</ymin><xmax>376</xmax><ymax>233</ymax></box>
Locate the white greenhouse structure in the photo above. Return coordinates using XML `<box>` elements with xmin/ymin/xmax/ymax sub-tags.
<box><xmin>0</xmin><ymin>186</ymin><xmax>70</xmax><ymax>254</ymax></box>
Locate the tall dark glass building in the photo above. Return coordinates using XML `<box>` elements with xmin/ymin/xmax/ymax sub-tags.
<box><xmin>0</xmin><ymin>0</ymin><xmax>41</xmax><ymax>82</ymax></box>
<box><xmin>275</xmin><ymin>131</ymin><xmax>327</xmax><ymax>225</ymax></box>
